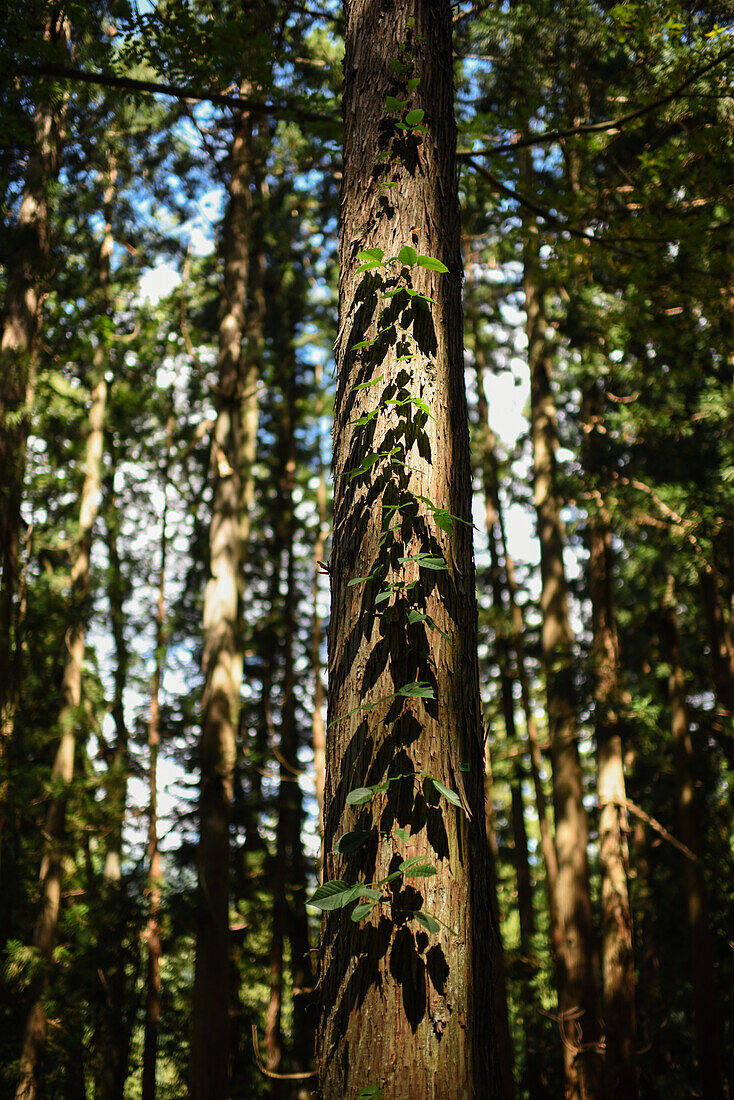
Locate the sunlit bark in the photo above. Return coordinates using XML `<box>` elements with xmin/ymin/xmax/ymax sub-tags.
<box><xmin>318</xmin><ymin>3</ymin><xmax>493</xmax><ymax>1095</ymax></box>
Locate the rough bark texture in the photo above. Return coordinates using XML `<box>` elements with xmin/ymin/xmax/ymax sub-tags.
<box><xmin>319</xmin><ymin>3</ymin><xmax>493</xmax><ymax>1096</ymax></box>
<box><xmin>526</xmin><ymin>245</ymin><xmax>600</xmax><ymax>1099</ymax></box>
<box><xmin>190</xmin><ymin>96</ymin><xmax>253</xmax><ymax>1100</ymax></box>
<box><xmin>0</xmin><ymin>58</ymin><xmax>65</xmax><ymax>853</ymax></box>
<box><xmin>662</xmin><ymin>590</ymin><xmax>724</xmax><ymax>1100</ymax></box>
<box><xmin>16</xmin><ymin>325</ymin><xmax>107</xmax><ymax>1100</ymax></box>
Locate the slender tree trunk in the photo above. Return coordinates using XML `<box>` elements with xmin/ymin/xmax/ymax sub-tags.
<box><xmin>141</xmin><ymin>414</ymin><xmax>173</xmax><ymax>1100</ymax></box>
<box><xmin>583</xmin><ymin>389</ymin><xmax>637</xmax><ymax>1099</ymax></box>
<box><xmin>468</xmin><ymin>311</ymin><xmax>560</xmax><ymax>961</ymax></box>
<box><xmin>15</xmin><ymin>315</ymin><xmax>107</xmax><ymax>1100</ymax></box>
<box><xmin>510</xmin><ymin>779</ymin><xmax>550</xmax><ymax>1100</ymax></box>
<box><xmin>319</xmin><ymin>4</ymin><xmax>493</xmax><ymax>1096</ymax></box>
<box><xmin>525</xmin><ymin>219</ymin><xmax>600</xmax><ymax>1099</ymax></box>
<box><xmin>662</xmin><ymin>586</ymin><xmax>724</xmax><ymax>1100</ymax></box>
<box><xmin>699</xmin><ymin>566</ymin><xmax>734</xmax><ymax>766</ymax></box>
<box><xmin>464</xmin><ymin>270</ymin><xmax>517</xmax><ymax>1100</ymax></box>
<box><xmin>0</xmin><ymin>43</ymin><xmax>66</xmax><ymax>855</ymax></box>
<box><xmin>311</xmin><ymin>360</ymin><xmax>328</xmax><ymax>852</ymax></box>
<box><xmin>191</xmin><ymin>95</ymin><xmax>253</xmax><ymax>1100</ymax></box>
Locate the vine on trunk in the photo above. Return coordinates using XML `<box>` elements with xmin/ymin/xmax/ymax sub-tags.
<box><xmin>308</xmin><ymin>18</ymin><xmax>465</xmax><ymax>944</ymax></box>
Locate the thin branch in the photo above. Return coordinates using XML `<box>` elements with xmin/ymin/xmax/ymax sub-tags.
<box><xmin>606</xmin><ymin>796</ymin><xmax>699</xmax><ymax>864</ymax></box>
<box><xmin>251</xmin><ymin>1025</ymin><xmax>317</xmax><ymax>1081</ymax></box>
<box><xmin>19</xmin><ymin>62</ymin><xmax>341</xmax><ymax>128</ymax></box>
<box><xmin>458</xmin><ymin>45</ymin><xmax>734</xmax><ymax>158</ymax></box>
<box><xmin>465</xmin><ymin>158</ymin><xmax>649</xmax><ymax>255</ymax></box>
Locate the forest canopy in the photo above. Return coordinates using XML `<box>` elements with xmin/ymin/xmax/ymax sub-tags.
<box><xmin>1</xmin><ymin>2</ymin><xmax>733</xmax><ymax>1098</ymax></box>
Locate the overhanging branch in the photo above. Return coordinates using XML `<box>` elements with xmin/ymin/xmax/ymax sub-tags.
<box><xmin>18</xmin><ymin>61</ymin><xmax>341</xmax><ymax>129</ymax></box>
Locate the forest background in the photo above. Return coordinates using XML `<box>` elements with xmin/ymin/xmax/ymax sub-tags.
<box><xmin>1</xmin><ymin>1</ymin><xmax>733</xmax><ymax>1098</ymax></box>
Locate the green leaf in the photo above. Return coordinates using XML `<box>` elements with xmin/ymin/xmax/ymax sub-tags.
<box><xmin>415</xmin><ymin>910</ymin><xmax>441</xmax><ymax>934</ymax></box>
<box><xmin>405</xmin><ymin>288</ymin><xmax>435</xmax><ymax>303</ymax></box>
<box><xmin>405</xmin><ymin>863</ymin><xmax>437</xmax><ymax>878</ymax></box>
<box><xmin>405</xmin><ymin>108</ymin><xmax>425</xmax><ymax>126</ymax></box>
<box><xmin>417</xmin><ymin>556</ymin><xmax>447</xmax><ymax>570</ymax></box>
<box><xmin>357</xmin><ymin>1088</ymin><xmax>384</xmax><ymax>1099</ymax></box>
<box><xmin>397</xmin><ymin>681</ymin><xmax>435</xmax><ymax>699</ymax></box>
<box><xmin>380</xmin><ymin>181</ymin><xmax>399</xmax><ymax>189</ymax></box>
<box><xmin>351</xmin><ymin>374</ymin><xmax>384</xmax><ymax>391</ymax></box>
<box><xmin>395</xmin><ymin>826</ymin><xmax>410</xmax><ymax>843</ymax></box>
<box><xmin>356</xmin><ymin>261</ymin><xmax>383</xmax><ymax>274</ymax></box>
<box><xmin>348</xmin><ymin>452</ymin><xmax>382</xmax><ymax>478</ymax></box>
<box><xmin>432</xmin><ymin>779</ymin><xmax>462</xmax><ymax>807</ymax></box>
<box><xmin>385</xmin><ymin>96</ymin><xmax>408</xmax><ymax>111</ymax></box>
<box><xmin>380</xmin><ymin>288</ymin><xmax>406</xmax><ymax>299</ymax></box>
<box><xmin>308</xmin><ymin>880</ymin><xmax>357</xmax><ymax>910</ymax></box>
<box><xmin>351</xmin><ymin>901</ymin><xmax>377</xmax><ymax>922</ymax></box>
<box><xmin>407</xmin><ymin>77</ymin><xmax>420</xmax><ymax>90</ymax></box>
<box><xmin>434</xmin><ymin>511</ymin><xmax>454</xmax><ymax>535</ymax></box>
<box><xmin>357</xmin><ymin>887</ymin><xmax>382</xmax><ymax>901</ymax></box>
<box><xmin>390</xmin><ymin>59</ymin><xmax>410</xmax><ymax>74</ymax></box>
<box><xmin>334</xmin><ymin>829</ymin><xmax>370</xmax><ymax>854</ymax></box>
<box><xmin>397</xmin><ymin>244</ymin><xmax>418</xmax><ymax>266</ymax></box>
<box><xmin>357</xmin><ymin>248</ymin><xmax>385</xmax><ymax>262</ymax></box>
<box><xmin>398</xmin><ymin>553</ymin><xmax>447</xmax><ymax>570</ymax></box>
<box><xmin>399</xmin><ymin>855</ymin><xmax>431</xmax><ymax>871</ymax></box>
<box><xmin>346</xmin><ymin>787</ymin><xmax>375</xmax><ymax>806</ymax></box>
<box><xmin>416</xmin><ymin>255</ymin><xmax>449</xmax><ymax>273</ymax></box>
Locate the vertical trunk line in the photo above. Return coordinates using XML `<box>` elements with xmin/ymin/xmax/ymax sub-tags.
<box><xmin>583</xmin><ymin>388</ymin><xmax>637</xmax><ymax>1099</ymax></box>
<box><xmin>191</xmin><ymin>93</ymin><xmax>253</xmax><ymax>1100</ymax></box>
<box><xmin>15</xmin><ymin>275</ymin><xmax>108</xmax><ymax>1100</ymax></box>
<box><xmin>524</xmin><ymin>195</ymin><xmax>600</xmax><ymax>1099</ymax></box>
<box><xmin>141</xmin><ymin>413</ymin><xmax>173</xmax><ymax>1100</ymax></box>
<box><xmin>662</xmin><ymin>583</ymin><xmax>724</xmax><ymax>1100</ymax></box>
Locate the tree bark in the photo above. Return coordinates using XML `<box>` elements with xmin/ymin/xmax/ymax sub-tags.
<box><xmin>525</xmin><ymin>224</ymin><xmax>601</xmax><ymax>1099</ymax></box>
<box><xmin>662</xmin><ymin>585</ymin><xmax>724</xmax><ymax>1100</ymax></box>
<box><xmin>0</xmin><ymin>40</ymin><xmax>66</xmax><ymax>856</ymax></box>
<box><xmin>141</xmin><ymin>414</ymin><xmax>173</xmax><ymax>1100</ymax></box>
<box><xmin>583</xmin><ymin>389</ymin><xmax>637</xmax><ymax>1100</ymax></box>
<box><xmin>311</xmin><ymin>360</ymin><xmax>328</xmax><ymax>855</ymax></box>
<box><xmin>15</xmin><ymin>296</ymin><xmax>108</xmax><ymax>1100</ymax></box>
<box><xmin>318</xmin><ymin>4</ymin><xmax>493</xmax><ymax>1096</ymax></box>
<box><xmin>190</xmin><ymin>93</ymin><xmax>253</xmax><ymax>1100</ymax></box>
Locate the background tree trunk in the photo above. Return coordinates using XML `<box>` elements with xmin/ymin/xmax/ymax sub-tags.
<box><xmin>190</xmin><ymin>96</ymin><xmax>253</xmax><ymax>1100</ymax></box>
<box><xmin>16</xmin><ymin>320</ymin><xmax>107</xmax><ymax>1100</ymax></box>
<box><xmin>141</xmin><ymin>414</ymin><xmax>172</xmax><ymax>1100</ymax></box>
<box><xmin>525</xmin><ymin>233</ymin><xmax>600</xmax><ymax>1100</ymax></box>
<box><xmin>662</xmin><ymin>586</ymin><xmax>724</xmax><ymax>1100</ymax></box>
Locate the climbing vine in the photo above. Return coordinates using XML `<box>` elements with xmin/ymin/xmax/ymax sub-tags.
<box><xmin>309</xmin><ymin>14</ymin><xmax>466</xmax><ymax>950</ymax></box>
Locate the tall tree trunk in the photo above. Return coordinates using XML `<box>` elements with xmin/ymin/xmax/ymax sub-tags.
<box><xmin>0</xmin><ymin>36</ymin><xmax>66</xmax><ymax>855</ymax></box>
<box><xmin>510</xmin><ymin>779</ymin><xmax>549</xmax><ymax>1100</ymax></box>
<box><xmin>319</xmin><ymin>4</ymin><xmax>493</xmax><ymax>1096</ymax></box>
<box><xmin>662</xmin><ymin>585</ymin><xmax>724</xmax><ymax>1100</ymax></box>
<box><xmin>279</xmin><ymin>380</ymin><xmax>316</xmax><ymax>1073</ymax></box>
<box><xmin>464</xmin><ymin>269</ymin><xmax>517</xmax><ymax>1100</ymax></box>
<box><xmin>468</xmin><ymin>306</ymin><xmax>560</xmax><ymax>962</ymax></box>
<box><xmin>91</xmin><ymin>159</ymin><xmax>132</xmax><ymax>1100</ymax></box>
<box><xmin>525</xmin><ymin>216</ymin><xmax>600</xmax><ymax>1099</ymax></box>
<box><xmin>15</xmin><ymin>308</ymin><xmax>108</xmax><ymax>1100</ymax></box>
<box><xmin>311</xmin><ymin>360</ymin><xmax>328</xmax><ymax>852</ymax></box>
<box><xmin>191</xmin><ymin>95</ymin><xmax>253</xmax><ymax>1100</ymax></box>
<box><xmin>583</xmin><ymin>389</ymin><xmax>637</xmax><ymax>1099</ymax></box>
<box><xmin>141</xmin><ymin>414</ymin><xmax>173</xmax><ymax>1100</ymax></box>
